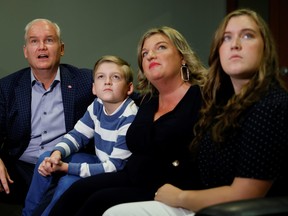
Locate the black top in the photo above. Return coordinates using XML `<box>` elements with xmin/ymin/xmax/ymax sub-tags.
<box><xmin>197</xmin><ymin>85</ymin><xmax>288</xmax><ymax>196</ymax></box>
<box><xmin>125</xmin><ymin>85</ymin><xmax>202</xmax><ymax>190</ymax></box>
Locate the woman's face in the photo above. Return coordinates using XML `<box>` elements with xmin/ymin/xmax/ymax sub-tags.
<box><xmin>219</xmin><ymin>15</ymin><xmax>264</xmax><ymax>90</ymax></box>
<box><xmin>141</xmin><ymin>33</ymin><xmax>183</xmax><ymax>86</ymax></box>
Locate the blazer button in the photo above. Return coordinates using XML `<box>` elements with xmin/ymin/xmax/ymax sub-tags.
<box><xmin>172</xmin><ymin>160</ymin><xmax>179</xmax><ymax>167</ymax></box>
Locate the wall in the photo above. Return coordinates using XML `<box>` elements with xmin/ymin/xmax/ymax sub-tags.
<box><xmin>0</xmin><ymin>0</ymin><xmax>226</xmax><ymax>78</ymax></box>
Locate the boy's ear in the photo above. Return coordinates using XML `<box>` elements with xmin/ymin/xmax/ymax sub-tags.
<box><xmin>92</xmin><ymin>83</ymin><xmax>97</xmax><ymax>95</ymax></box>
<box><xmin>127</xmin><ymin>82</ymin><xmax>134</xmax><ymax>95</ymax></box>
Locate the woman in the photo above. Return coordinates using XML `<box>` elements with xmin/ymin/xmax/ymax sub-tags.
<box><xmin>48</xmin><ymin>26</ymin><xmax>207</xmax><ymax>216</ymax></box>
<box><xmin>103</xmin><ymin>8</ymin><xmax>288</xmax><ymax>216</ymax></box>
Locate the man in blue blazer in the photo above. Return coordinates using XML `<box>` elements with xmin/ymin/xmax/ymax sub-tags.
<box><xmin>0</xmin><ymin>18</ymin><xmax>95</xmax><ymax>205</ymax></box>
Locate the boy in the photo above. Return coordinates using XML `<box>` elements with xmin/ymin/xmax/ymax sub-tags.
<box><xmin>23</xmin><ymin>55</ymin><xmax>138</xmax><ymax>216</ymax></box>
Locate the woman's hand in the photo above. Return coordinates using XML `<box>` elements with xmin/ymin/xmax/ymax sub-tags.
<box><xmin>154</xmin><ymin>183</ymin><xmax>183</xmax><ymax>207</ymax></box>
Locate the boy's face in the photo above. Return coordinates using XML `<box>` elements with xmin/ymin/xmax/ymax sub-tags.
<box><xmin>93</xmin><ymin>62</ymin><xmax>133</xmax><ymax>106</ymax></box>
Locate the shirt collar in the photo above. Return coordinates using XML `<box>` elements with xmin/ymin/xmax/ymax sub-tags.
<box><xmin>31</xmin><ymin>67</ymin><xmax>61</xmax><ymax>86</ymax></box>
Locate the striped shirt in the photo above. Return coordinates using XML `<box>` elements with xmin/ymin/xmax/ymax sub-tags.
<box><xmin>53</xmin><ymin>97</ymin><xmax>138</xmax><ymax>177</ymax></box>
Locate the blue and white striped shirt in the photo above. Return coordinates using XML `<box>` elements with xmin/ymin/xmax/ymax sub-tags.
<box><xmin>53</xmin><ymin>97</ymin><xmax>138</xmax><ymax>177</ymax></box>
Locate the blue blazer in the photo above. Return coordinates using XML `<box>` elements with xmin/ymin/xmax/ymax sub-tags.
<box><xmin>0</xmin><ymin>64</ymin><xmax>95</xmax><ymax>159</ymax></box>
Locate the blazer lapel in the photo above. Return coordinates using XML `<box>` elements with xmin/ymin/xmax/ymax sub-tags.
<box><xmin>14</xmin><ymin>70</ymin><xmax>32</xmax><ymax>134</ymax></box>
<box><xmin>60</xmin><ymin>65</ymin><xmax>76</xmax><ymax>131</ymax></box>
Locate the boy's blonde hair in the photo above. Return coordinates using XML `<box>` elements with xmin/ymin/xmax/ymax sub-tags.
<box><xmin>93</xmin><ymin>55</ymin><xmax>133</xmax><ymax>84</ymax></box>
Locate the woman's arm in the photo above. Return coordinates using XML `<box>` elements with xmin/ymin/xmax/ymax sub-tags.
<box><xmin>155</xmin><ymin>177</ymin><xmax>272</xmax><ymax>212</ymax></box>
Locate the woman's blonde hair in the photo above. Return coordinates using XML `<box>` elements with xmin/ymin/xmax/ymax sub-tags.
<box><xmin>136</xmin><ymin>26</ymin><xmax>207</xmax><ymax>96</ymax></box>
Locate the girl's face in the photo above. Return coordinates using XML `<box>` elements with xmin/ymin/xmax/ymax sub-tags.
<box><xmin>219</xmin><ymin>15</ymin><xmax>264</xmax><ymax>92</ymax></box>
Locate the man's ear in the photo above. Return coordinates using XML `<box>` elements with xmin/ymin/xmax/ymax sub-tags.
<box><xmin>60</xmin><ymin>43</ymin><xmax>65</xmax><ymax>56</ymax></box>
<box><xmin>23</xmin><ymin>45</ymin><xmax>28</xmax><ymax>59</ymax></box>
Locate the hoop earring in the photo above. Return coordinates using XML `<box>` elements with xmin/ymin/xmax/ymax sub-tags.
<box><xmin>181</xmin><ymin>64</ymin><xmax>190</xmax><ymax>81</ymax></box>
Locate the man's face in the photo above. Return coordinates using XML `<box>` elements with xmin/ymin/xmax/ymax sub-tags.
<box><xmin>23</xmin><ymin>20</ymin><xmax>64</xmax><ymax>72</ymax></box>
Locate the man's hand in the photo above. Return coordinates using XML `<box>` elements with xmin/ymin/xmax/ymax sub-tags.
<box><xmin>0</xmin><ymin>158</ymin><xmax>14</xmax><ymax>194</ymax></box>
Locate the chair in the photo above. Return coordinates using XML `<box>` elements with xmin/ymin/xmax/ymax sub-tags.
<box><xmin>195</xmin><ymin>196</ymin><xmax>288</xmax><ymax>216</ymax></box>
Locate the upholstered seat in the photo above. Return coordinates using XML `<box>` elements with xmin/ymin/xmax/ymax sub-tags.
<box><xmin>195</xmin><ymin>196</ymin><xmax>288</xmax><ymax>216</ymax></box>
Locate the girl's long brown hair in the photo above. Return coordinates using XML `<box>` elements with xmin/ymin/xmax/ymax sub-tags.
<box><xmin>191</xmin><ymin>9</ymin><xmax>286</xmax><ymax>149</ymax></box>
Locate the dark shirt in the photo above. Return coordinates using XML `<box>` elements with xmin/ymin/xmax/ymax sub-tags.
<box><xmin>125</xmin><ymin>85</ymin><xmax>202</xmax><ymax>190</ymax></box>
<box><xmin>197</xmin><ymin>85</ymin><xmax>288</xmax><ymax>196</ymax></box>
